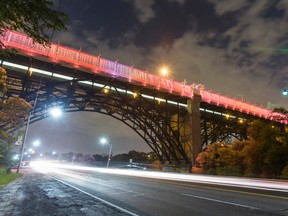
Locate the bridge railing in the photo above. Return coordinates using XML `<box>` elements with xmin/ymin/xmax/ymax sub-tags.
<box><xmin>1</xmin><ymin>31</ymin><xmax>287</xmax><ymax>124</ymax></box>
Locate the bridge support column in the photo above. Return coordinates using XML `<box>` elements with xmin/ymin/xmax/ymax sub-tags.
<box><xmin>180</xmin><ymin>93</ymin><xmax>202</xmax><ymax>170</ymax></box>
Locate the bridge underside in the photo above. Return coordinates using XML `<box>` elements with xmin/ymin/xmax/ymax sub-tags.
<box><xmin>1</xmin><ymin>55</ymin><xmax>266</xmax><ymax>167</ymax></box>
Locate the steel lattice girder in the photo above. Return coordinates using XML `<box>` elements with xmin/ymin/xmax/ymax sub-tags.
<box><xmin>2</xmin><ymin>56</ymin><xmax>190</xmax><ymax>163</ymax></box>
<box><xmin>2</xmin><ymin>55</ymin><xmax>277</xmax><ymax>164</ymax></box>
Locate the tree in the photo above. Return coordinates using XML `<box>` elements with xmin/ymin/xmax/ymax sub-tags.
<box><xmin>93</xmin><ymin>154</ymin><xmax>105</xmax><ymax>162</ymax></box>
<box><xmin>193</xmin><ymin>120</ymin><xmax>288</xmax><ymax>178</ymax></box>
<box><xmin>0</xmin><ymin>68</ymin><xmax>31</xmax><ymax>168</ymax></box>
<box><xmin>192</xmin><ymin>142</ymin><xmax>221</xmax><ymax>175</ymax></box>
<box><xmin>193</xmin><ymin>141</ymin><xmax>245</xmax><ymax>176</ymax></box>
<box><xmin>0</xmin><ymin>97</ymin><xmax>32</xmax><ymax>131</ymax></box>
<box><xmin>0</xmin><ymin>67</ymin><xmax>7</xmax><ymax>93</ymax></box>
<box><xmin>0</xmin><ymin>0</ymin><xmax>68</xmax><ymax>55</ymax></box>
<box><xmin>245</xmin><ymin>120</ymin><xmax>288</xmax><ymax>177</ymax></box>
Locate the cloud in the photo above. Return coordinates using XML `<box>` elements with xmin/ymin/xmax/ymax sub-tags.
<box><xmin>125</xmin><ymin>0</ymin><xmax>186</xmax><ymax>24</ymax></box>
<box><xmin>169</xmin><ymin>0</ymin><xmax>186</xmax><ymax>5</ymax></box>
<box><xmin>55</xmin><ymin>0</ymin><xmax>288</xmax><ymax>109</ymax></box>
<box><xmin>126</xmin><ymin>0</ymin><xmax>156</xmax><ymax>23</ymax></box>
<box><xmin>143</xmin><ymin>0</ymin><xmax>288</xmax><ymax>108</ymax></box>
<box><xmin>208</xmin><ymin>0</ymin><xmax>250</xmax><ymax>15</ymax></box>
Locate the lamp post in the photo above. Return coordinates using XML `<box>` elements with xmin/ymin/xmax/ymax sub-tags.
<box><xmin>283</xmin><ymin>89</ymin><xmax>287</xmax><ymax>96</ymax></box>
<box><xmin>100</xmin><ymin>137</ymin><xmax>112</xmax><ymax>168</ymax></box>
<box><xmin>16</xmin><ymin>111</ymin><xmax>32</xmax><ymax>173</ymax></box>
<box><xmin>16</xmin><ymin>107</ymin><xmax>62</xmax><ymax>173</ymax></box>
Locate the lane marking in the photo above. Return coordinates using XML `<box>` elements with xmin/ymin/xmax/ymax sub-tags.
<box><xmin>51</xmin><ymin>169</ymin><xmax>134</xmax><ymax>194</ymax></box>
<box><xmin>128</xmin><ymin>176</ymin><xmax>288</xmax><ymax>201</ymax></box>
<box><xmin>183</xmin><ymin>193</ymin><xmax>260</xmax><ymax>210</ymax></box>
<box><xmin>47</xmin><ymin>174</ymin><xmax>140</xmax><ymax>216</ymax></box>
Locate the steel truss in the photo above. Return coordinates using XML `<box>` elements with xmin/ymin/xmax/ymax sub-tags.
<box><xmin>1</xmin><ymin>55</ymin><xmax>270</xmax><ymax>164</ymax></box>
<box><xmin>200</xmin><ymin>109</ymin><xmax>249</xmax><ymax>149</ymax></box>
<box><xmin>2</xmin><ymin>55</ymin><xmax>191</xmax><ymax>164</ymax></box>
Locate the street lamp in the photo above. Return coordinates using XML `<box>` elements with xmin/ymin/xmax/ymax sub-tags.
<box><xmin>16</xmin><ymin>106</ymin><xmax>63</xmax><ymax>173</ymax></box>
<box><xmin>100</xmin><ymin>137</ymin><xmax>112</xmax><ymax>168</ymax></box>
<box><xmin>283</xmin><ymin>89</ymin><xmax>287</xmax><ymax>96</ymax></box>
<box><xmin>49</xmin><ymin>107</ymin><xmax>63</xmax><ymax>117</ymax></box>
<box><xmin>33</xmin><ymin>140</ymin><xmax>40</xmax><ymax>147</ymax></box>
<box><xmin>160</xmin><ymin>66</ymin><xmax>169</xmax><ymax>77</ymax></box>
<box><xmin>16</xmin><ymin>111</ymin><xmax>32</xmax><ymax>173</ymax></box>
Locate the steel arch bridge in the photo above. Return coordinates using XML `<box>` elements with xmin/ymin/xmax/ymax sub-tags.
<box><xmin>1</xmin><ymin>31</ymin><xmax>287</xmax><ymax>167</ymax></box>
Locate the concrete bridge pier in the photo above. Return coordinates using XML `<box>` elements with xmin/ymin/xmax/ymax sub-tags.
<box><xmin>178</xmin><ymin>94</ymin><xmax>202</xmax><ymax>170</ymax></box>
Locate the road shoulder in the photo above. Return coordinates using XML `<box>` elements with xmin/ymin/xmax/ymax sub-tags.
<box><xmin>0</xmin><ymin>171</ymin><xmax>129</xmax><ymax>216</ymax></box>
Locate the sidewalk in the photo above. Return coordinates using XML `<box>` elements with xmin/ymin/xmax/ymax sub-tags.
<box><xmin>0</xmin><ymin>170</ymin><xmax>129</xmax><ymax>216</ymax></box>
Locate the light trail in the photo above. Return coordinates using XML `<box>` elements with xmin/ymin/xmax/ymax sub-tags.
<box><xmin>31</xmin><ymin>162</ymin><xmax>288</xmax><ymax>193</ymax></box>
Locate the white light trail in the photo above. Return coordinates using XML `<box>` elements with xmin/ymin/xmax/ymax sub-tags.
<box><xmin>31</xmin><ymin>162</ymin><xmax>288</xmax><ymax>193</ymax></box>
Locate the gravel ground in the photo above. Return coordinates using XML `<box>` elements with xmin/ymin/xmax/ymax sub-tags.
<box><xmin>0</xmin><ymin>171</ymin><xmax>130</xmax><ymax>216</ymax></box>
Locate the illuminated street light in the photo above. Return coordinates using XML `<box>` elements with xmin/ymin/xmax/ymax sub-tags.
<box><xmin>283</xmin><ymin>89</ymin><xmax>287</xmax><ymax>96</ymax></box>
<box><xmin>33</xmin><ymin>140</ymin><xmax>40</xmax><ymax>147</ymax></box>
<box><xmin>13</xmin><ymin>154</ymin><xmax>19</xmax><ymax>161</ymax></box>
<box><xmin>133</xmin><ymin>92</ymin><xmax>138</xmax><ymax>98</ymax></box>
<box><xmin>28</xmin><ymin>148</ymin><xmax>35</xmax><ymax>154</ymax></box>
<box><xmin>17</xmin><ymin>107</ymin><xmax>63</xmax><ymax>173</ymax></box>
<box><xmin>100</xmin><ymin>137</ymin><xmax>112</xmax><ymax>168</ymax></box>
<box><xmin>160</xmin><ymin>67</ymin><xmax>168</xmax><ymax>77</ymax></box>
<box><xmin>49</xmin><ymin>107</ymin><xmax>63</xmax><ymax>117</ymax></box>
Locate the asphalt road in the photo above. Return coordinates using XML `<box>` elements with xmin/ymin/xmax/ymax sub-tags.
<box><xmin>36</xmin><ymin>164</ymin><xmax>288</xmax><ymax>216</ymax></box>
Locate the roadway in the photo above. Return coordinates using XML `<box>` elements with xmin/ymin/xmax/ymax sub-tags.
<box><xmin>33</xmin><ymin>163</ymin><xmax>288</xmax><ymax>216</ymax></box>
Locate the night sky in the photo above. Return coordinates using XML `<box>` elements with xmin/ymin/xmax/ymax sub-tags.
<box><xmin>25</xmin><ymin>0</ymin><xmax>288</xmax><ymax>156</ymax></box>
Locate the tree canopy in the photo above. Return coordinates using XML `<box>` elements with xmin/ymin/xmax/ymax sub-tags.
<box><xmin>0</xmin><ymin>0</ymin><xmax>68</xmax><ymax>55</ymax></box>
<box><xmin>0</xmin><ymin>68</ymin><xmax>31</xmax><ymax>168</ymax></box>
<box><xmin>0</xmin><ymin>67</ymin><xmax>6</xmax><ymax>93</ymax></box>
<box><xmin>193</xmin><ymin>120</ymin><xmax>288</xmax><ymax>179</ymax></box>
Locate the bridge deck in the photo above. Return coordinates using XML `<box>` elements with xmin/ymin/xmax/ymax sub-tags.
<box><xmin>1</xmin><ymin>31</ymin><xmax>287</xmax><ymax>124</ymax></box>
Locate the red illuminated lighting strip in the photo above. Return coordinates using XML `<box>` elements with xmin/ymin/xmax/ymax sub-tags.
<box><xmin>1</xmin><ymin>31</ymin><xmax>287</xmax><ymax>124</ymax></box>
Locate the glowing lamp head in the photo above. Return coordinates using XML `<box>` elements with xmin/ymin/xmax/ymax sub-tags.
<box><xmin>49</xmin><ymin>107</ymin><xmax>62</xmax><ymax>118</ymax></box>
<box><xmin>100</xmin><ymin>137</ymin><xmax>108</xmax><ymax>145</ymax></box>
<box><xmin>33</xmin><ymin>140</ymin><xmax>40</xmax><ymax>147</ymax></box>
<box><xmin>28</xmin><ymin>68</ymin><xmax>33</xmax><ymax>76</ymax></box>
<box><xmin>283</xmin><ymin>89</ymin><xmax>287</xmax><ymax>96</ymax></box>
<box><xmin>160</xmin><ymin>67</ymin><xmax>168</xmax><ymax>76</ymax></box>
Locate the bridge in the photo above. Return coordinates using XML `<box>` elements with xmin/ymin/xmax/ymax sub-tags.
<box><xmin>1</xmin><ymin>31</ymin><xmax>287</xmax><ymax>168</ymax></box>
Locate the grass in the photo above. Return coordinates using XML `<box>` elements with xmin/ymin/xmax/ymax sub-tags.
<box><xmin>0</xmin><ymin>168</ymin><xmax>22</xmax><ymax>190</ymax></box>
